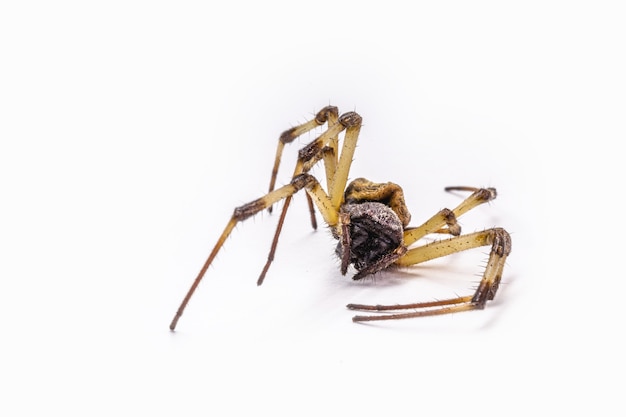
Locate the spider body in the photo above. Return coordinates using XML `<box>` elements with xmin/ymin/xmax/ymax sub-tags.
<box><xmin>333</xmin><ymin>178</ymin><xmax>407</xmax><ymax>278</ymax></box>
<box><xmin>170</xmin><ymin>106</ymin><xmax>511</xmax><ymax>330</ymax></box>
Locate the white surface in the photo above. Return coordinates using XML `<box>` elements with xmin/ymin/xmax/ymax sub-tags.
<box><xmin>1</xmin><ymin>1</ymin><xmax>623</xmax><ymax>415</ymax></box>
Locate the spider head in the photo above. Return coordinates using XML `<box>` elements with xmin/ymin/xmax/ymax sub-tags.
<box><xmin>336</xmin><ymin>202</ymin><xmax>405</xmax><ymax>278</ymax></box>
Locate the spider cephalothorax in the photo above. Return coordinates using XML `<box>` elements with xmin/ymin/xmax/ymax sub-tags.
<box><xmin>169</xmin><ymin>106</ymin><xmax>512</xmax><ymax>331</ymax></box>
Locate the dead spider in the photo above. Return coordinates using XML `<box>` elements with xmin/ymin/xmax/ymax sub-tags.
<box><xmin>170</xmin><ymin>106</ymin><xmax>511</xmax><ymax>330</ymax></box>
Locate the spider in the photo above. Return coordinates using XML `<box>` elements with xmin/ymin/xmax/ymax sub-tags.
<box><xmin>169</xmin><ymin>106</ymin><xmax>511</xmax><ymax>330</ymax></box>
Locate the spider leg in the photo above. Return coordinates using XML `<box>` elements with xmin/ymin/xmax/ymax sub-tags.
<box><xmin>328</xmin><ymin>112</ymin><xmax>362</xmax><ymax>210</ymax></box>
<box><xmin>352</xmin><ymin>246</ymin><xmax>408</xmax><ymax>280</ymax></box>
<box><xmin>170</xmin><ymin>174</ymin><xmax>335</xmax><ymax>331</ymax></box>
<box><xmin>403</xmin><ymin>187</ymin><xmax>497</xmax><ymax>246</ymax></box>
<box><xmin>268</xmin><ymin>106</ymin><xmax>339</xmax><ymax>220</ymax></box>
<box><xmin>347</xmin><ymin>227</ymin><xmax>511</xmax><ymax>322</ymax></box>
<box><xmin>256</xmin><ymin>174</ymin><xmax>338</xmax><ymax>285</ymax></box>
<box><xmin>306</xmin><ymin>145</ymin><xmax>338</xmax><ymax>230</ymax></box>
<box><xmin>257</xmin><ymin>111</ymin><xmax>363</xmax><ymax>285</ymax></box>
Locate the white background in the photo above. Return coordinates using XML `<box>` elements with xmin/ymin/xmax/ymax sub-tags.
<box><xmin>1</xmin><ymin>1</ymin><xmax>624</xmax><ymax>415</ymax></box>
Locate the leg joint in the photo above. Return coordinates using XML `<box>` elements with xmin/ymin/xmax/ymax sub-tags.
<box><xmin>476</xmin><ymin>187</ymin><xmax>497</xmax><ymax>202</ymax></box>
<box><xmin>298</xmin><ymin>141</ymin><xmax>322</xmax><ymax>164</ymax></box>
<box><xmin>315</xmin><ymin>106</ymin><xmax>339</xmax><ymax>124</ymax></box>
<box><xmin>233</xmin><ymin>198</ymin><xmax>266</xmax><ymax>221</ymax></box>
<box><xmin>442</xmin><ymin>208</ymin><xmax>461</xmax><ymax>236</ymax></box>
<box><xmin>279</xmin><ymin>127</ymin><xmax>299</xmax><ymax>144</ymax></box>
<box><xmin>291</xmin><ymin>173</ymin><xmax>317</xmax><ymax>191</ymax></box>
<box><xmin>489</xmin><ymin>227</ymin><xmax>512</xmax><ymax>257</ymax></box>
<box><xmin>321</xmin><ymin>146</ymin><xmax>335</xmax><ymax>158</ymax></box>
<box><xmin>339</xmin><ymin>112</ymin><xmax>362</xmax><ymax>128</ymax></box>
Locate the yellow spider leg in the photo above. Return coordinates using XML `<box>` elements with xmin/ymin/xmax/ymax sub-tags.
<box><xmin>305</xmin><ymin>180</ymin><xmax>338</xmax><ymax>227</ymax></box>
<box><xmin>268</xmin><ymin>106</ymin><xmax>339</xmax><ymax>226</ymax></box>
<box><xmin>268</xmin><ymin>106</ymin><xmax>339</xmax><ymax>197</ymax></box>
<box><xmin>446</xmin><ymin>186</ymin><xmax>497</xmax><ymax>217</ymax></box>
<box><xmin>170</xmin><ymin>174</ymin><xmax>334</xmax><ymax>331</ymax></box>
<box><xmin>322</xmin><ymin>146</ymin><xmax>337</xmax><ymax>192</ymax></box>
<box><xmin>306</xmin><ymin>107</ymin><xmax>339</xmax><ymax>229</ymax></box>
<box><xmin>266</xmin><ymin>109</ymin><xmax>352</xmax><ymax>232</ymax></box>
<box><xmin>322</xmin><ymin>110</ymin><xmax>339</xmax><ymax>191</ymax></box>
<box><xmin>403</xmin><ymin>187</ymin><xmax>497</xmax><ymax>246</ymax></box>
<box><xmin>348</xmin><ymin>228</ymin><xmax>511</xmax><ymax>322</ymax></box>
<box><xmin>256</xmin><ymin>114</ymin><xmax>354</xmax><ymax>285</ymax></box>
<box><xmin>402</xmin><ymin>209</ymin><xmax>459</xmax><ymax>245</ymax></box>
<box><xmin>351</xmin><ymin>302</ymin><xmax>486</xmax><ymax>321</ymax></box>
<box><xmin>397</xmin><ymin>229</ymin><xmax>495</xmax><ymax>266</ymax></box>
<box><xmin>329</xmin><ymin>113</ymin><xmax>363</xmax><ymax>210</ymax></box>
<box><xmin>297</xmin><ymin>121</ymin><xmax>347</xmax><ymax>173</ymax></box>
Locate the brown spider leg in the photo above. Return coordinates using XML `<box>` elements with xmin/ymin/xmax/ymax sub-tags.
<box><xmin>257</xmin><ymin>195</ymin><xmax>293</xmax><ymax>285</ymax></box>
<box><xmin>170</xmin><ymin>174</ymin><xmax>335</xmax><ymax>331</ymax></box>
<box><xmin>256</xmin><ymin>112</ymin><xmax>362</xmax><ymax>285</ymax></box>
<box><xmin>304</xmin><ymin>195</ymin><xmax>318</xmax><ymax>230</ymax></box>
<box><xmin>338</xmin><ymin>211</ymin><xmax>352</xmax><ymax>275</ymax></box>
<box><xmin>352</xmin><ymin>246</ymin><xmax>408</xmax><ymax>280</ymax></box>
<box><xmin>403</xmin><ymin>187</ymin><xmax>497</xmax><ymax>246</ymax></box>
<box><xmin>347</xmin><ymin>227</ymin><xmax>511</xmax><ymax>322</ymax></box>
